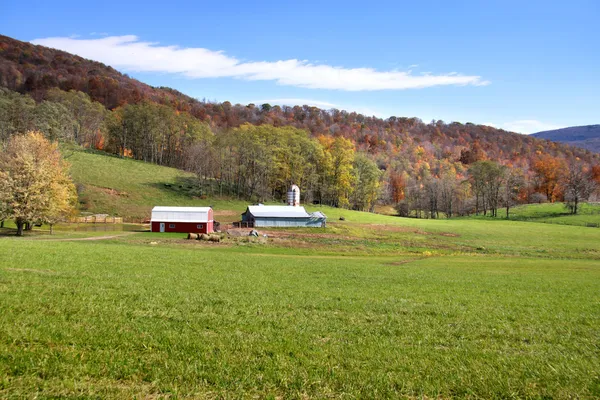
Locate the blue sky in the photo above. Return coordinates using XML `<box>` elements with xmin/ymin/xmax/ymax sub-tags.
<box><xmin>2</xmin><ymin>0</ymin><xmax>599</xmax><ymax>133</ymax></box>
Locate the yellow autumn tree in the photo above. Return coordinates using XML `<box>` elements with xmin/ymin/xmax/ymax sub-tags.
<box><xmin>0</xmin><ymin>131</ymin><xmax>77</xmax><ymax>235</ymax></box>
<box><xmin>318</xmin><ymin>136</ymin><xmax>355</xmax><ymax>208</ymax></box>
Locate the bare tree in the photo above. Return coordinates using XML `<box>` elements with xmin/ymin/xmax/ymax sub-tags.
<box><xmin>468</xmin><ymin>161</ymin><xmax>506</xmax><ymax>217</ymax></box>
<box><xmin>562</xmin><ymin>163</ymin><xmax>596</xmax><ymax>214</ymax></box>
<box><xmin>502</xmin><ymin>168</ymin><xmax>524</xmax><ymax>219</ymax></box>
<box><xmin>425</xmin><ymin>178</ymin><xmax>440</xmax><ymax>219</ymax></box>
<box><xmin>439</xmin><ymin>173</ymin><xmax>459</xmax><ymax>218</ymax></box>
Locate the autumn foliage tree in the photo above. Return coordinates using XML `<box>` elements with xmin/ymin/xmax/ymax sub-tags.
<box><xmin>388</xmin><ymin>171</ymin><xmax>406</xmax><ymax>203</ymax></box>
<box><xmin>532</xmin><ymin>155</ymin><xmax>566</xmax><ymax>202</ymax></box>
<box><xmin>0</xmin><ymin>131</ymin><xmax>76</xmax><ymax>235</ymax></box>
<box><xmin>319</xmin><ymin>136</ymin><xmax>356</xmax><ymax>208</ymax></box>
<box><xmin>350</xmin><ymin>154</ymin><xmax>382</xmax><ymax>211</ymax></box>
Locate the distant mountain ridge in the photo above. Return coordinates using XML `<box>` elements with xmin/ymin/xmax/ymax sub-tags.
<box><xmin>532</xmin><ymin>125</ymin><xmax>600</xmax><ymax>153</ymax></box>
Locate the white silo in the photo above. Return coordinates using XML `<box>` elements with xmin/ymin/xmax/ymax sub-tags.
<box><xmin>287</xmin><ymin>184</ymin><xmax>300</xmax><ymax>206</ymax></box>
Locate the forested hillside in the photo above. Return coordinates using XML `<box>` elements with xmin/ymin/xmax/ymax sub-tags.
<box><xmin>532</xmin><ymin>125</ymin><xmax>600</xmax><ymax>153</ymax></box>
<box><xmin>1</xmin><ymin>34</ymin><xmax>599</xmax><ymax>216</ymax></box>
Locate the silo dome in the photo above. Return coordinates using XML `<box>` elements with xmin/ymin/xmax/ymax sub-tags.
<box><xmin>287</xmin><ymin>184</ymin><xmax>300</xmax><ymax>206</ymax></box>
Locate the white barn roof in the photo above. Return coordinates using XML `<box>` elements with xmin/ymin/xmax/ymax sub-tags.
<box><xmin>151</xmin><ymin>206</ymin><xmax>212</xmax><ymax>223</ymax></box>
<box><xmin>246</xmin><ymin>205</ymin><xmax>311</xmax><ymax>218</ymax></box>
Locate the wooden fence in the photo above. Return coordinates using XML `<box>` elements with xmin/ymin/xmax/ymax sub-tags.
<box><xmin>232</xmin><ymin>221</ymin><xmax>254</xmax><ymax>228</ymax></box>
<box><xmin>71</xmin><ymin>215</ymin><xmax>123</xmax><ymax>224</ymax></box>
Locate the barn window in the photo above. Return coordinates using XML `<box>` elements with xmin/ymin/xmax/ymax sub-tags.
<box><xmin>197</xmin><ymin>224</ymin><xmax>203</xmax><ymax>229</ymax></box>
<box><xmin>169</xmin><ymin>224</ymin><xmax>175</xmax><ymax>228</ymax></box>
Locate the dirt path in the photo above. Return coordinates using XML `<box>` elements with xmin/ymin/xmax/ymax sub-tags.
<box><xmin>33</xmin><ymin>232</ymin><xmax>138</xmax><ymax>242</ymax></box>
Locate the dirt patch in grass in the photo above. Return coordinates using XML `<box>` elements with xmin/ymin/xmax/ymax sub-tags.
<box><xmin>413</xmin><ymin>230</ymin><xmax>460</xmax><ymax>238</ymax></box>
<box><xmin>384</xmin><ymin>258</ymin><xmax>421</xmax><ymax>266</ymax></box>
<box><xmin>5</xmin><ymin>268</ymin><xmax>56</xmax><ymax>274</ymax></box>
<box><xmin>226</xmin><ymin>229</ymin><xmax>253</xmax><ymax>237</ymax></box>
<box><xmin>438</xmin><ymin>232</ymin><xmax>460</xmax><ymax>237</ymax></box>
<box><xmin>366</xmin><ymin>224</ymin><xmax>419</xmax><ymax>233</ymax></box>
<box><xmin>214</xmin><ymin>210</ymin><xmax>240</xmax><ymax>217</ymax></box>
<box><xmin>34</xmin><ymin>232</ymin><xmax>137</xmax><ymax>242</ymax></box>
<box><xmin>92</xmin><ymin>185</ymin><xmax>129</xmax><ymax>197</ymax></box>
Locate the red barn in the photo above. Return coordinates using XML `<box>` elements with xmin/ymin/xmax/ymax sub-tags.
<box><xmin>150</xmin><ymin>206</ymin><xmax>214</xmax><ymax>233</ymax></box>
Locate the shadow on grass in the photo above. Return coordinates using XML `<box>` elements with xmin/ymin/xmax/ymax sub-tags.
<box><xmin>145</xmin><ymin>176</ymin><xmax>243</xmax><ymax>202</ymax></box>
<box><xmin>0</xmin><ymin>227</ymin><xmax>49</xmax><ymax>237</ymax></box>
<box><xmin>145</xmin><ymin>176</ymin><xmax>203</xmax><ymax>199</ymax></box>
<box><xmin>0</xmin><ymin>228</ymin><xmax>17</xmax><ymax>237</ymax></box>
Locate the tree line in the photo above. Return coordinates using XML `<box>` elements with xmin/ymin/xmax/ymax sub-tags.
<box><xmin>0</xmin><ymin>88</ymin><xmax>382</xmax><ymax>211</ymax></box>
<box><xmin>397</xmin><ymin>159</ymin><xmax>598</xmax><ymax>218</ymax></box>
<box><xmin>1</xmin><ymin>87</ymin><xmax>599</xmax><ymax>218</ymax></box>
<box><xmin>173</xmin><ymin>123</ymin><xmax>380</xmax><ymax>210</ymax></box>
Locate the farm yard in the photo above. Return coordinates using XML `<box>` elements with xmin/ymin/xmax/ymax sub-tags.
<box><xmin>1</xmin><ymin>3</ymin><xmax>599</xmax><ymax>396</ymax></box>
<box><xmin>1</xmin><ymin>213</ymin><xmax>600</xmax><ymax>398</ymax></box>
<box><xmin>1</xmin><ymin>149</ymin><xmax>600</xmax><ymax>398</ymax></box>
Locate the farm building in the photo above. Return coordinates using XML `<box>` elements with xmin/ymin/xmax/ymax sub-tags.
<box><xmin>151</xmin><ymin>206</ymin><xmax>214</xmax><ymax>233</ymax></box>
<box><xmin>241</xmin><ymin>205</ymin><xmax>327</xmax><ymax>228</ymax></box>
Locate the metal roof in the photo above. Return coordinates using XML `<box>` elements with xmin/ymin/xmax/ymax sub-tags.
<box><xmin>151</xmin><ymin>206</ymin><xmax>212</xmax><ymax>223</ymax></box>
<box><xmin>152</xmin><ymin>206</ymin><xmax>212</xmax><ymax>212</ymax></box>
<box><xmin>309</xmin><ymin>211</ymin><xmax>327</xmax><ymax>219</ymax></box>
<box><xmin>246</xmin><ymin>205</ymin><xmax>311</xmax><ymax>218</ymax></box>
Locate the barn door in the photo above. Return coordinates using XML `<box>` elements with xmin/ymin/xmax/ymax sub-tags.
<box><xmin>160</xmin><ymin>223</ymin><xmax>165</xmax><ymax>232</ymax></box>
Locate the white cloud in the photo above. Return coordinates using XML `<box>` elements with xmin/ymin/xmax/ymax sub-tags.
<box><xmin>501</xmin><ymin>120</ymin><xmax>564</xmax><ymax>134</ymax></box>
<box><xmin>32</xmin><ymin>35</ymin><xmax>489</xmax><ymax>91</ymax></box>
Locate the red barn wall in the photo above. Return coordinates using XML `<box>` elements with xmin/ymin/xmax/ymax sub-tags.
<box><xmin>151</xmin><ymin>221</ymin><xmax>214</xmax><ymax>233</ymax></box>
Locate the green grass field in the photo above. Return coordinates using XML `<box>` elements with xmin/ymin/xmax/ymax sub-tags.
<box><xmin>467</xmin><ymin>202</ymin><xmax>600</xmax><ymax>227</ymax></box>
<box><xmin>1</xmin><ymin>148</ymin><xmax>599</xmax><ymax>398</ymax></box>
<box><xmin>2</xmin><ymin>215</ymin><xmax>600</xmax><ymax>398</ymax></box>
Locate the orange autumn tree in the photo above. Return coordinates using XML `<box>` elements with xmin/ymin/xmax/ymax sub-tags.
<box><xmin>592</xmin><ymin>165</ymin><xmax>600</xmax><ymax>185</ymax></box>
<box><xmin>532</xmin><ymin>155</ymin><xmax>566</xmax><ymax>202</ymax></box>
<box><xmin>0</xmin><ymin>131</ymin><xmax>77</xmax><ymax>235</ymax></box>
<box><xmin>389</xmin><ymin>171</ymin><xmax>406</xmax><ymax>203</ymax></box>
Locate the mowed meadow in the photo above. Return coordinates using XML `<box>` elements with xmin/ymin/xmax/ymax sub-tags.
<box><xmin>1</xmin><ymin>149</ymin><xmax>600</xmax><ymax>398</ymax></box>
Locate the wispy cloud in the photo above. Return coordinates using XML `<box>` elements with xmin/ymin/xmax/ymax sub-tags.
<box><xmin>32</xmin><ymin>35</ymin><xmax>490</xmax><ymax>91</ymax></box>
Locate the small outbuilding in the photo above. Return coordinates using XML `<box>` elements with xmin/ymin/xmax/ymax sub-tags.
<box><xmin>241</xmin><ymin>205</ymin><xmax>326</xmax><ymax>228</ymax></box>
<box><xmin>151</xmin><ymin>206</ymin><xmax>214</xmax><ymax>233</ymax></box>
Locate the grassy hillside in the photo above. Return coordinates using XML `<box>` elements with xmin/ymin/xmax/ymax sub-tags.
<box><xmin>466</xmin><ymin>202</ymin><xmax>600</xmax><ymax>227</ymax></box>
<box><xmin>66</xmin><ymin>148</ymin><xmax>248</xmax><ymax>221</ymax></box>
<box><xmin>66</xmin><ymin>147</ymin><xmax>398</xmax><ymax>224</ymax></box>
<box><xmin>67</xmin><ymin>147</ymin><xmax>600</xmax><ymax>231</ymax></box>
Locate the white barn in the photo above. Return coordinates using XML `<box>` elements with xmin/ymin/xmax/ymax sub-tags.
<box><xmin>241</xmin><ymin>205</ymin><xmax>326</xmax><ymax>228</ymax></box>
